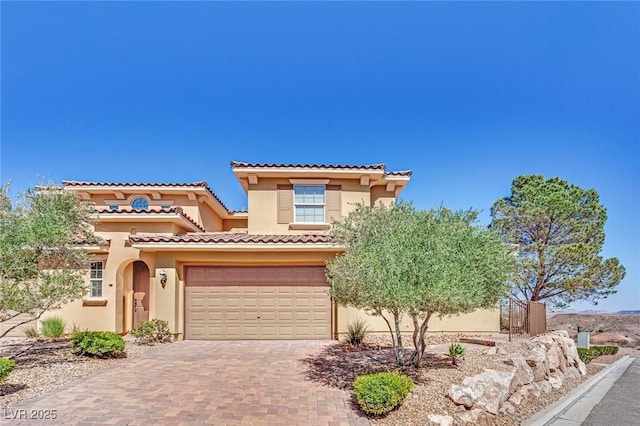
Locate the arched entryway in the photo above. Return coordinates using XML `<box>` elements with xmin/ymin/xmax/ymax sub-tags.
<box><xmin>132</xmin><ymin>261</ymin><xmax>150</xmax><ymax>327</ymax></box>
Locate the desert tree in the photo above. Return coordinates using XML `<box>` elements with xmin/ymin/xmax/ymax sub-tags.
<box><xmin>490</xmin><ymin>175</ymin><xmax>625</xmax><ymax>308</ymax></box>
<box><xmin>327</xmin><ymin>202</ymin><xmax>514</xmax><ymax>367</ymax></box>
<box><xmin>0</xmin><ymin>183</ymin><xmax>98</xmax><ymax>337</ymax></box>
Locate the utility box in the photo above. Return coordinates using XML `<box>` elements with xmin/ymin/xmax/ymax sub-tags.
<box><xmin>577</xmin><ymin>332</ymin><xmax>590</xmax><ymax>349</ymax></box>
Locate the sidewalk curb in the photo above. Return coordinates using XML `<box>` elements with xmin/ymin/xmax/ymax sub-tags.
<box><xmin>522</xmin><ymin>355</ymin><xmax>633</xmax><ymax>426</ymax></box>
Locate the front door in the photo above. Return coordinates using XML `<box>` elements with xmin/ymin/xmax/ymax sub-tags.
<box><xmin>132</xmin><ymin>261</ymin><xmax>150</xmax><ymax>327</ymax></box>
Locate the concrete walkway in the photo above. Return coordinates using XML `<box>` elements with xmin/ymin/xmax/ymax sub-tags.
<box><xmin>524</xmin><ymin>356</ymin><xmax>638</xmax><ymax>426</ymax></box>
<box><xmin>5</xmin><ymin>341</ymin><xmax>368</xmax><ymax>425</ymax></box>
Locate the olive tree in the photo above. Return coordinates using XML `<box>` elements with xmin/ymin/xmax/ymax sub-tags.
<box><xmin>0</xmin><ymin>184</ymin><xmax>97</xmax><ymax>337</ymax></box>
<box><xmin>491</xmin><ymin>175</ymin><xmax>625</xmax><ymax>308</ymax></box>
<box><xmin>327</xmin><ymin>202</ymin><xmax>514</xmax><ymax>367</ymax></box>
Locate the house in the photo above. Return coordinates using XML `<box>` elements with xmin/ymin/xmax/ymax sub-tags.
<box><xmin>52</xmin><ymin>161</ymin><xmax>499</xmax><ymax>340</ymax></box>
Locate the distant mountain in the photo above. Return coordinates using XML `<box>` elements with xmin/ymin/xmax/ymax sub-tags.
<box><xmin>617</xmin><ymin>310</ymin><xmax>640</xmax><ymax>315</ymax></box>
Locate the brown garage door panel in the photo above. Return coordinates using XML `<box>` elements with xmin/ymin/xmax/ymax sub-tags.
<box><xmin>185</xmin><ymin>280</ymin><xmax>331</xmax><ymax>340</ymax></box>
<box><xmin>186</xmin><ymin>266</ymin><xmax>328</xmax><ymax>286</ymax></box>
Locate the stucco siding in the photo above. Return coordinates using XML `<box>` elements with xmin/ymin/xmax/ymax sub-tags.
<box><xmin>337</xmin><ymin>306</ymin><xmax>501</xmax><ymax>336</ymax></box>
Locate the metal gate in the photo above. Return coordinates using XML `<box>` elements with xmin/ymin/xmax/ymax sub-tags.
<box><xmin>508</xmin><ymin>299</ymin><xmax>546</xmax><ymax>341</ymax></box>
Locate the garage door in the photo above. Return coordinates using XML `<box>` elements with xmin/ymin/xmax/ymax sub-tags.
<box><xmin>185</xmin><ymin>266</ymin><xmax>331</xmax><ymax>340</ymax></box>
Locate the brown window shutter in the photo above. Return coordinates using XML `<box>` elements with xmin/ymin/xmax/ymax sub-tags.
<box><xmin>277</xmin><ymin>184</ymin><xmax>293</xmax><ymax>224</ymax></box>
<box><xmin>325</xmin><ymin>184</ymin><xmax>342</xmax><ymax>223</ymax></box>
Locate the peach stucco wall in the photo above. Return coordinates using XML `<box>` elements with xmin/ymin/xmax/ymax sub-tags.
<box><xmin>336</xmin><ymin>306</ymin><xmax>501</xmax><ymax>336</ymax></box>
<box><xmin>247</xmin><ymin>177</ymin><xmax>372</xmax><ymax>234</ymax></box>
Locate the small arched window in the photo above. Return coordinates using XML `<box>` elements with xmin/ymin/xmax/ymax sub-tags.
<box><xmin>131</xmin><ymin>197</ymin><xmax>149</xmax><ymax>210</ymax></box>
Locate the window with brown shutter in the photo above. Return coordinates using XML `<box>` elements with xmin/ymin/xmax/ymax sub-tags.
<box><xmin>325</xmin><ymin>184</ymin><xmax>342</xmax><ymax>223</ymax></box>
<box><xmin>277</xmin><ymin>184</ymin><xmax>293</xmax><ymax>224</ymax></box>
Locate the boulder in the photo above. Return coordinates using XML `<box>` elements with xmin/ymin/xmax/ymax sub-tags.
<box><xmin>557</xmin><ymin>335</ymin><xmax>580</xmax><ymax>366</ymax></box>
<box><xmin>532</xmin><ymin>334</ymin><xmax>555</xmax><ymax>349</ymax></box>
<box><xmin>448</xmin><ymin>369</ymin><xmax>514</xmax><ymax>415</ymax></box>
<box><xmin>457</xmin><ymin>408</ymin><xmax>484</xmax><ymax>424</ymax></box>
<box><xmin>564</xmin><ymin>366</ymin><xmax>581</xmax><ymax>380</ymax></box>
<box><xmin>536</xmin><ymin>380</ymin><xmax>552</xmax><ymax>394</ymax></box>
<box><xmin>577</xmin><ymin>358</ymin><xmax>587</xmax><ymax>376</ymax></box>
<box><xmin>499</xmin><ymin>401</ymin><xmax>515</xmax><ymax>415</ymax></box>
<box><xmin>548</xmin><ymin>371</ymin><xmax>564</xmax><ymax>389</ymax></box>
<box><xmin>502</xmin><ymin>353</ymin><xmax>535</xmax><ymax>391</ymax></box>
<box><xmin>427</xmin><ymin>414</ymin><xmax>454</xmax><ymax>426</ymax></box>
<box><xmin>525</xmin><ymin>343</ymin><xmax>549</xmax><ymax>381</ymax></box>
<box><xmin>508</xmin><ymin>383</ymin><xmax>539</xmax><ymax>405</ymax></box>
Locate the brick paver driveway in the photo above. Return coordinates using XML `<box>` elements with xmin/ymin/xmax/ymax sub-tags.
<box><xmin>9</xmin><ymin>341</ymin><xmax>368</xmax><ymax>425</ymax></box>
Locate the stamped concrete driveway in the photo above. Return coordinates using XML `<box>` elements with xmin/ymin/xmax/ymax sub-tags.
<box><xmin>11</xmin><ymin>341</ymin><xmax>369</xmax><ymax>425</ymax></box>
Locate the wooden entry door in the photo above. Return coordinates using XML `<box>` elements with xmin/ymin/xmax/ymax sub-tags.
<box><xmin>133</xmin><ymin>261</ymin><xmax>150</xmax><ymax>327</ymax></box>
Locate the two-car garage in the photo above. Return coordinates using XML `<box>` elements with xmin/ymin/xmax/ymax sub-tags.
<box><xmin>184</xmin><ymin>266</ymin><xmax>332</xmax><ymax>340</ymax></box>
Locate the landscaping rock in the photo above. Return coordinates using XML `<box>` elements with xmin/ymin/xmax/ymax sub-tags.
<box><xmin>502</xmin><ymin>353</ymin><xmax>535</xmax><ymax>391</ymax></box>
<box><xmin>548</xmin><ymin>371</ymin><xmax>565</xmax><ymax>389</ymax></box>
<box><xmin>536</xmin><ymin>380</ymin><xmax>553</xmax><ymax>394</ymax></box>
<box><xmin>457</xmin><ymin>408</ymin><xmax>484</xmax><ymax>424</ymax></box>
<box><xmin>448</xmin><ymin>368</ymin><xmax>514</xmax><ymax>415</ymax></box>
<box><xmin>427</xmin><ymin>414</ymin><xmax>454</xmax><ymax>426</ymax></box>
<box><xmin>499</xmin><ymin>401</ymin><xmax>515</xmax><ymax>415</ymax></box>
<box><xmin>525</xmin><ymin>343</ymin><xmax>549</xmax><ymax>381</ymax></box>
<box><xmin>564</xmin><ymin>366</ymin><xmax>581</xmax><ymax>380</ymax></box>
<box><xmin>507</xmin><ymin>383</ymin><xmax>538</xmax><ymax>405</ymax></box>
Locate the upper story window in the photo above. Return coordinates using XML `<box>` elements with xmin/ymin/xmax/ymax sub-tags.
<box><xmin>294</xmin><ymin>185</ymin><xmax>325</xmax><ymax>223</ymax></box>
<box><xmin>131</xmin><ymin>197</ymin><xmax>149</xmax><ymax>210</ymax></box>
<box><xmin>89</xmin><ymin>261</ymin><xmax>104</xmax><ymax>299</ymax></box>
<box><xmin>108</xmin><ymin>205</ymin><xmax>119</xmax><ymax>211</ymax></box>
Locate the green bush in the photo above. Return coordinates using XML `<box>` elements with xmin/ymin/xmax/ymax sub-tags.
<box><xmin>130</xmin><ymin>319</ymin><xmax>172</xmax><ymax>345</ymax></box>
<box><xmin>41</xmin><ymin>316</ymin><xmax>66</xmax><ymax>338</ymax></box>
<box><xmin>70</xmin><ymin>331</ymin><xmax>125</xmax><ymax>358</ymax></box>
<box><xmin>345</xmin><ymin>317</ymin><xmax>369</xmax><ymax>346</ymax></box>
<box><xmin>23</xmin><ymin>325</ymin><xmax>39</xmax><ymax>338</ymax></box>
<box><xmin>578</xmin><ymin>345</ymin><xmax>620</xmax><ymax>363</ymax></box>
<box><xmin>0</xmin><ymin>358</ymin><xmax>16</xmax><ymax>384</ymax></box>
<box><xmin>353</xmin><ymin>371</ymin><xmax>414</xmax><ymax>416</ymax></box>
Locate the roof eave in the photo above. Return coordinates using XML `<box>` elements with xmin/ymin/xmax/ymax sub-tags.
<box><xmin>94</xmin><ymin>213</ymin><xmax>204</xmax><ymax>232</ymax></box>
<box><xmin>130</xmin><ymin>242</ymin><xmax>342</xmax><ymax>252</ymax></box>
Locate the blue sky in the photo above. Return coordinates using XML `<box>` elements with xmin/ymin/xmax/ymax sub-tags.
<box><xmin>1</xmin><ymin>2</ymin><xmax>638</xmax><ymax>311</ymax></box>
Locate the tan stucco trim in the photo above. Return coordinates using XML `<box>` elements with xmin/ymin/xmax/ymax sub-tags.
<box><xmin>288</xmin><ymin>223</ymin><xmax>330</xmax><ymax>230</ymax></box>
<box><xmin>289</xmin><ymin>178</ymin><xmax>331</xmax><ymax>185</ymax></box>
<box><xmin>95</xmin><ymin>213</ymin><xmax>203</xmax><ymax>232</ymax></box>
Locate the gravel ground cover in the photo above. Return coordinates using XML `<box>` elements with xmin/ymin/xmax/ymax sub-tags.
<box><xmin>0</xmin><ymin>336</ymin><xmax>163</xmax><ymax>409</ymax></box>
<box><xmin>305</xmin><ymin>334</ymin><xmax>639</xmax><ymax>426</ymax></box>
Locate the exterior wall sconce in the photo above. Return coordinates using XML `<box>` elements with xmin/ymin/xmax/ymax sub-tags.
<box><xmin>159</xmin><ymin>270</ymin><xmax>168</xmax><ymax>288</ymax></box>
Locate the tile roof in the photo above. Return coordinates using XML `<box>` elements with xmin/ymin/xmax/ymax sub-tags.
<box><xmin>129</xmin><ymin>232</ymin><xmax>332</xmax><ymax>245</ymax></box>
<box><xmin>386</xmin><ymin>170</ymin><xmax>413</xmax><ymax>177</ymax></box>
<box><xmin>63</xmin><ymin>181</ymin><xmax>232</xmax><ymax>213</ymax></box>
<box><xmin>95</xmin><ymin>207</ymin><xmax>205</xmax><ymax>231</ymax></box>
<box><xmin>230</xmin><ymin>161</ymin><xmax>386</xmax><ymax>170</ymax></box>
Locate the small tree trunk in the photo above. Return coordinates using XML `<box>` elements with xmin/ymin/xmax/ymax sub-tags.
<box><xmin>394</xmin><ymin>314</ymin><xmax>404</xmax><ymax>366</ymax></box>
<box><xmin>409</xmin><ymin>312</ymin><xmax>432</xmax><ymax>368</ymax></box>
<box><xmin>380</xmin><ymin>311</ymin><xmax>404</xmax><ymax>366</ymax></box>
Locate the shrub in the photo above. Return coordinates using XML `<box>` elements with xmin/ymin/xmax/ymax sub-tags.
<box><xmin>130</xmin><ymin>319</ymin><xmax>172</xmax><ymax>345</ymax></box>
<box><xmin>578</xmin><ymin>345</ymin><xmax>620</xmax><ymax>363</ymax></box>
<box><xmin>70</xmin><ymin>331</ymin><xmax>125</xmax><ymax>358</ymax></box>
<box><xmin>0</xmin><ymin>358</ymin><xmax>16</xmax><ymax>384</ymax></box>
<box><xmin>593</xmin><ymin>345</ymin><xmax>619</xmax><ymax>356</ymax></box>
<box><xmin>449</xmin><ymin>343</ymin><xmax>466</xmax><ymax>366</ymax></box>
<box><xmin>578</xmin><ymin>347</ymin><xmax>597</xmax><ymax>363</ymax></box>
<box><xmin>23</xmin><ymin>325</ymin><xmax>39</xmax><ymax>338</ymax></box>
<box><xmin>41</xmin><ymin>316</ymin><xmax>66</xmax><ymax>338</ymax></box>
<box><xmin>353</xmin><ymin>371</ymin><xmax>414</xmax><ymax>416</ymax></box>
<box><xmin>345</xmin><ymin>317</ymin><xmax>369</xmax><ymax>346</ymax></box>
